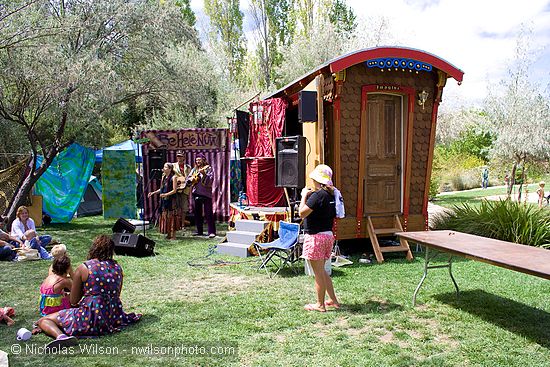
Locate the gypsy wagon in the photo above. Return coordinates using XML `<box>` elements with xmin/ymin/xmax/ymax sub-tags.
<box><xmin>258</xmin><ymin>47</ymin><xmax>464</xmax><ymax>263</ymax></box>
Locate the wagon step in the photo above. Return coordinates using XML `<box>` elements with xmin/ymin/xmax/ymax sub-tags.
<box><xmin>366</xmin><ymin>215</ymin><xmax>414</xmax><ymax>263</ymax></box>
<box><xmin>374</xmin><ymin>227</ymin><xmax>401</xmax><ymax>235</ymax></box>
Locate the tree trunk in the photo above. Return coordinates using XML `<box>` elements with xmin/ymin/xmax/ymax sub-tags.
<box><xmin>508</xmin><ymin>162</ymin><xmax>517</xmax><ymax>197</ymax></box>
<box><xmin>5</xmin><ymin>173</ymin><xmax>35</xmax><ymax>227</ymax></box>
<box><xmin>517</xmin><ymin>165</ymin><xmax>526</xmax><ymax>202</ymax></box>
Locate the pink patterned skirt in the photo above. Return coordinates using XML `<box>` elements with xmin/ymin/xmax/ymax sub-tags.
<box><xmin>302</xmin><ymin>232</ymin><xmax>334</xmax><ymax>260</ymax></box>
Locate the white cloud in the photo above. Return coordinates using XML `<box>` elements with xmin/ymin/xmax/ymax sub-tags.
<box><xmin>348</xmin><ymin>0</ymin><xmax>550</xmax><ymax>105</ymax></box>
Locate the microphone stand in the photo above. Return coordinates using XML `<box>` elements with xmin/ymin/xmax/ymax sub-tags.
<box><xmin>133</xmin><ymin>134</ymin><xmax>150</xmax><ymax>237</ymax></box>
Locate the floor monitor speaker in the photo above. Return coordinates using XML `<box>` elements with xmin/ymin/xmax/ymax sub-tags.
<box><xmin>112</xmin><ymin>218</ymin><xmax>136</xmax><ymax>234</ymax></box>
<box><xmin>112</xmin><ymin>233</ymin><xmax>155</xmax><ymax>257</ymax></box>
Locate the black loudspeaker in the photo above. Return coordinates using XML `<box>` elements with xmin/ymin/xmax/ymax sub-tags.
<box><xmin>298</xmin><ymin>91</ymin><xmax>317</xmax><ymax>123</ymax></box>
<box><xmin>275</xmin><ymin>136</ymin><xmax>306</xmax><ymax>188</ymax></box>
<box><xmin>112</xmin><ymin>218</ymin><xmax>136</xmax><ymax>234</ymax></box>
<box><xmin>148</xmin><ymin>149</ymin><xmax>166</xmax><ymax>179</ymax></box>
<box><xmin>112</xmin><ymin>233</ymin><xmax>156</xmax><ymax>257</ymax></box>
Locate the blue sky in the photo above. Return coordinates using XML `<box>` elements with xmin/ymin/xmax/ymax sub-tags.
<box><xmin>191</xmin><ymin>0</ymin><xmax>550</xmax><ymax>107</ymax></box>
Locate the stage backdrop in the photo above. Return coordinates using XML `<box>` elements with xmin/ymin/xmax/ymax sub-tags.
<box><xmin>102</xmin><ymin>149</ymin><xmax>137</xmax><ymax>219</ymax></box>
<box><xmin>141</xmin><ymin>129</ymin><xmax>230</xmax><ymax>222</ymax></box>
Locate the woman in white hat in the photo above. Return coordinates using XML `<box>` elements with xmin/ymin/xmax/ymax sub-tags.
<box><xmin>299</xmin><ymin>164</ymin><xmax>340</xmax><ymax>312</ymax></box>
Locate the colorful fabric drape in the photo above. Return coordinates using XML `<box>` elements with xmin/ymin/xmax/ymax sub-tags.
<box><xmin>102</xmin><ymin>149</ymin><xmax>137</xmax><ymax>219</ymax></box>
<box><xmin>245</xmin><ymin>98</ymin><xmax>288</xmax><ymax>158</ymax></box>
<box><xmin>35</xmin><ymin>143</ymin><xmax>95</xmax><ymax>223</ymax></box>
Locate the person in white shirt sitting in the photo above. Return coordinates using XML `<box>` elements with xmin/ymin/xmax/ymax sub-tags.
<box><xmin>10</xmin><ymin>206</ymin><xmax>52</xmax><ymax>259</ymax></box>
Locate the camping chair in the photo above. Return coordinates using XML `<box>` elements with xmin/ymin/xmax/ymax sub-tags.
<box><xmin>253</xmin><ymin>221</ymin><xmax>301</xmax><ymax>277</ymax></box>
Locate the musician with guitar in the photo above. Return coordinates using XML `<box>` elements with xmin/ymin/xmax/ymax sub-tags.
<box><xmin>188</xmin><ymin>154</ymin><xmax>216</xmax><ymax>238</ymax></box>
<box><xmin>173</xmin><ymin>151</ymin><xmax>192</xmax><ymax>234</ymax></box>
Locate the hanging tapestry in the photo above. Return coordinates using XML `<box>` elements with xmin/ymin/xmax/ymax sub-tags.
<box><xmin>102</xmin><ymin>149</ymin><xmax>136</xmax><ymax>219</ymax></box>
<box><xmin>35</xmin><ymin>143</ymin><xmax>95</xmax><ymax>223</ymax></box>
<box><xmin>244</xmin><ymin>98</ymin><xmax>287</xmax><ymax>158</ymax></box>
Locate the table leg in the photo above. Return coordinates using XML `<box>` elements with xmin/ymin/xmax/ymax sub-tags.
<box><xmin>448</xmin><ymin>255</ymin><xmax>459</xmax><ymax>296</ymax></box>
<box><xmin>412</xmin><ymin>246</ymin><xmax>460</xmax><ymax>306</ymax></box>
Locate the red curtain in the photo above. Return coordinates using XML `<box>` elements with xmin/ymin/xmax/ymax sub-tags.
<box><xmin>246</xmin><ymin>158</ymin><xmax>285</xmax><ymax>207</ymax></box>
<box><xmin>245</xmin><ymin>98</ymin><xmax>288</xmax><ymax>158</ymax></box>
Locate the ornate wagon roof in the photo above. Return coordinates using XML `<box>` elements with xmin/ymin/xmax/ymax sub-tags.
<box><xmin>265</xmin><ymin>46</ymin><xmax>464</xmax><ymax>99</ymax></box>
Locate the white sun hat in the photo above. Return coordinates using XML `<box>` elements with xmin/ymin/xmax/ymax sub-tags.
<box><xmin>309</xmin><ymin>164</ymin><xmax>333</xmax><ymax>186</ymax></box>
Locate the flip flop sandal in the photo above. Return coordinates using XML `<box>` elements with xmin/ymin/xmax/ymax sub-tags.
<box><xmin>304</xmin><ymin>303</ymin><xmax>326</xmax><ymax>312</ymax></box>
<box><xmin>325</xmin><ymin>301</ymin><xmax>341</xmax><ymax>309</ymax></box>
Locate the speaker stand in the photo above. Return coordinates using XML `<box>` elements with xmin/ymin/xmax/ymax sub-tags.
<box><xmin>290</xmin><ymin>188</ymin><xmax>299</xmax><ymax>223</ymax></box>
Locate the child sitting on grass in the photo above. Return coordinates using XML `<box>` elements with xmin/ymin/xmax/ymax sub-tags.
<box><xmin>48</xmin><ymin>244</ymin><xmax>74</xmax><ymax>278</ymax></box>
<box><xmin>23</xmin><ymin>229</ymin><xmax>52</xmax><ymax>259</ymax></box>
<box><xmin>39</xmin><ymin>255</ymin><xmax>72</xmax><ymax>316</ymax></box>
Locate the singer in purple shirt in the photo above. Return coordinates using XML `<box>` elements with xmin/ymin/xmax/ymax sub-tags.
<box><xmin>189</xmin><ymin>155</ymin><xmax>216</xmax><ymax>238</ymax></box>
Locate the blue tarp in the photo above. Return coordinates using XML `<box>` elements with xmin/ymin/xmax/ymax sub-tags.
<box><xmin>35</xmin><ymin>143</ymin><xmax>96</xmax><ymax>223</ymax></box>
<box><xmin>95</xmin><ymin>140</ymin><xmax>143</xmax><ymax>163</ymax></box>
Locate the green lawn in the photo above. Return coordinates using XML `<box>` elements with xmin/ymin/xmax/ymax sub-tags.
<box><xmin>2</xmin><ymin>216</ymin><xmax>550</xmax><ymax>366</ymax></box>
<box><xmin>434</xmin><ymin>184</ymin><xmax>543</xmax><ymax>209</ymax></box>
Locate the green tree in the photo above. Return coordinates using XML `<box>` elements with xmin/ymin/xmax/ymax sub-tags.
<box><xmin>249</xmin><ymin>0</ymin><xmax>296</xmax><ymax>89</ymax></box>
<box><xmin>448</xmin><ymin>127</ymin><xmax>494</xmax><ymax>163</ymax></box>
<box><xmin>204</xmin><ymin>0</ymin><xmax>246</xmax><ymax>81</ymax></box>
<box><xmin>0</xmin><ymin>0</ymin><xmax>206</xmax><ymax>221</ymax></box>
<box><xmin>175</xmin><ymin>0</ymin><xmax>196</xmax><ymax>26</ymax></box>
<box><xmin>328</xmin><ymin>0</ymin><xmax>357</xmax><ymax>39</ymax></box>
<box><xmin>484</xmin><ymin>29</ymin><xmax>550</xmax><ymax>197</ymax></box>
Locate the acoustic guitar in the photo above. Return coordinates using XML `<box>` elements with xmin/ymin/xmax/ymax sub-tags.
<box><xmin>176</xmin><ymin>176</ymin><xmax>187</xmax><ymax>193</ymax></box>
<box><xmin>177</xmin><ymin>165</ymin><xmax>210</xmax><ymax>193</ymax></box>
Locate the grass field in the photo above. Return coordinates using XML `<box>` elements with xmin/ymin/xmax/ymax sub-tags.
<box><xmin>434</xmin><ymin>183</ymin><xmax>545</xmax><ymax>209</ymax></box>
<box><xmin>2</xmin><ymin>213</ymin><xmax>550</xmax><ymax>367</ymax></box>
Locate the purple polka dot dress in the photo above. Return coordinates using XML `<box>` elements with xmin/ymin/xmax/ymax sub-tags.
<box><xmin>57</xmin><ymin>259</ymin><xmax>141</xmax><ymax>337</ymax></box>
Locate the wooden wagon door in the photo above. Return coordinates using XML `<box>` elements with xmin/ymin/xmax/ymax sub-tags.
<box><xmin>362</xmin><ymin>93</ymin><xmax>402</xmax><ymax>214</ymax></box>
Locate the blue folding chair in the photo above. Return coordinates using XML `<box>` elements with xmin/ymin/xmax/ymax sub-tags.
<box><xmin>254</xmin><ymin>221</ymin><xmax>301</xmax><ymax>276</ymax></box>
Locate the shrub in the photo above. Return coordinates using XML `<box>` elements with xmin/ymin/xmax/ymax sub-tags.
<box><xmin>428</xmin><ymin>175</ymin><xmax>440</xmax><ymax>200</ymax></box>
<box><xmin>431</xmin><ymin>199</ymin><xmax>550</xmax><ymax>247</ymax></box>
<box><xmin>434</xmin><ymin>146</ymin><xmax>487</xmax><ymax>192</ymax></box>
<box><xmin>441</xmin><ymin>166</ymin><xmax>486</xmax><ymax>191</ymax></box>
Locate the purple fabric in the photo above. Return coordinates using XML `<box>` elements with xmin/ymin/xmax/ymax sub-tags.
<box><xmin>190</xmin><ymin>165</ymin><xmax>214</xmax><ymax>198</ymax></box>
<box><xmin>141</xmin><ymin>129</ymin><xmax>230</xmax><ymax>222</ymax></box>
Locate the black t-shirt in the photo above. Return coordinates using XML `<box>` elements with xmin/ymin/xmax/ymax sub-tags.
<box><xmin>303</xmin><ymin>189</ymin><xmax>336</xmax><ymax>234</ymax></box>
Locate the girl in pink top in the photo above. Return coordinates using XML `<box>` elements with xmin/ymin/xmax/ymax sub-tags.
<box><xmin>39</xmin><ymin>255</ymin><xmax>72</xmax><ymax>316</ymax></box>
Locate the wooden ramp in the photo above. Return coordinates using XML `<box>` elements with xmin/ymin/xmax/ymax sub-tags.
<box><xmin>366</xmin><ymin>214</ymin><xmax>413</xmax><ymax>263</ymax></box>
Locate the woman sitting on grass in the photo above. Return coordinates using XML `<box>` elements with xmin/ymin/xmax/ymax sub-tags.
<box><xmin>38</xmin><ymin>235</ymin><xmax>142</xmax><ymax>351</ymax></box>
<box><xmin>10</xmin><ymin>206</ymin><xmax>52</xmax><ymax>259</ymax></box>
